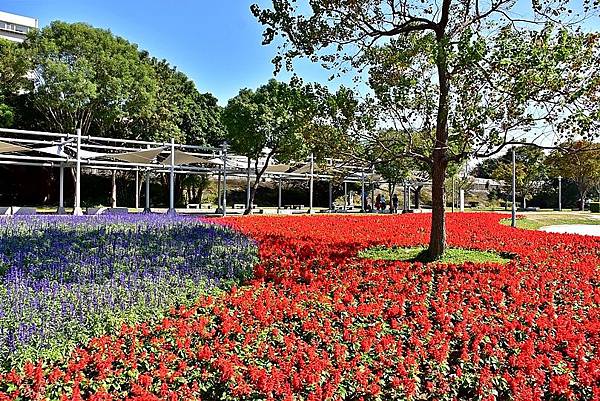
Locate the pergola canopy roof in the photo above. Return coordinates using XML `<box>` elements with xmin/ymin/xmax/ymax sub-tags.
<box><xmin>0</xmin><ymin>141</ymin><xmax>30</xmax><ymax>153</ymax></box>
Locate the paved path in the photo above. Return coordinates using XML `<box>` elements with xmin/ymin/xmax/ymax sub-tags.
<box><xmin>540</xmin><ymin>224</ymin><xmax>600</xmax><ymax>236</ymax></box>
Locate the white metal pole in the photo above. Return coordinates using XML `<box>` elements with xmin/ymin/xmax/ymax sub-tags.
<box><xmin>73</xmin><ymin>128</ymin><xmax>83</xmax><ymax>215</ymax></box>
<box><xmin>168</xmin><ymin>138</ymin><xmax>175</xmax><ymax>214</ymax></box>
<box><xmin>58</xmin><ymin>138</ymin><xmax>65</xmax><ymax>214</ymax></box>
<box><xmin>343</xmin><ymin>181</ymin><xmax>347</xmax><ymax>211</ymax></box>
<box><xmin>451</xmin><ymin>176</ymin><xmax>455</xmax><ymax>212</ymax></box>
<box><xmin>361</xmin><ymin>170</ymin><xmax>366</xmax><ymax>212</ymax></box>
<box><xmin>246</xmin><ymin>156</ymin><xmax>251</xmax><ymax>211</ymax></box>
<box><xmin>135</xmin><ymin>168</ymin><xmax>139</xmax><ymax>210</ymax></box>
<box><xmin>222</xmin><ymin>142</ymin><xmax>227</xmax><ymax>217</ymax></box>
<box><xmin>216</xmin><ymin>170</ymin><xmax>222</xmax><ymax>211</ymax></box>
<box><xmin>144</xmin><ymin>169</ymin><xmax>151</xmax><ymax>213</ymax></box>
<box><xmin>328</xmin><ymin>180</ymin><xmax>333</xmax><ymax>211</ymax></box>
<box><xmin>58</xmin><ymin>162</ymin><xmax>65</xmax><ymax>214</ymax></box>
<box><xmin>511</xmin><ymin>147</ymin><xmax>516</xmax><ymax>227</ymax></box>
<box><xmin>278</xmin><ymin>175</ymin><xmax>282</xmax><ymax>214</ymax></box>
<box><xmin>558</xmin><ymin>175</ymin><xmax>562</xmax><ymax>211</ymax></box>
<box><xmin>309</xmin><ymin>153</ymin><xmax>314</xmax><ymax>214</ymax></box>
<box><xmin>144</xmin><ymin>144</ymin><xmax>151</xmax><ymax>213</ymax></box>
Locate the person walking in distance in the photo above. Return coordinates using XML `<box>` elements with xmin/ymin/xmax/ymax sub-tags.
<box><xmin>392</xmin><ymin>193</ymin><xmax>399</xmax><ymax>213</ymax></box>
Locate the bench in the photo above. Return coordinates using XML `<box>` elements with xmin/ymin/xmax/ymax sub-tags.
<box><xmin>284</xmin><ymin>204</ymin><xmax>304</xmax><ymax>210</ymax></box>
<box><xmin>86</xmin><ymin>207</ymin><xmax>128</xmax><ymax>215</ymax></box>
<box><xmin>104</xmin><ymin>207</ymin><xmax>129</xmax><ymax>215</ymax></box>
<box><xmin>0</xmin><ymin>206</ymin><xmax>37</xmax><ymax>215</ymax></box>
<box><xmin>13</xmin><ymin>207</ymin><xmax>37</xmax><ymax>215</ymax></box>
<box><xmin>234</xmin><ymin>203</ymin><xmax>257</xmax><ymax>209</ymax></box>
<box><xmin>186</xmin><ymin>203</ymin><xmax>200</xmax><ymax>209</ymax></box>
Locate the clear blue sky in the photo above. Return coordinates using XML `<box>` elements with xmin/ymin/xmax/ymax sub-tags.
<box><xmin>2</xmin><ymin>0</ymin><xmax>597</xmax><ymax>107</ymax></box>
<box><xmin>1</xmin><ymin>0</ymin><xmax>350</xmax><ymax>104</ymax></box>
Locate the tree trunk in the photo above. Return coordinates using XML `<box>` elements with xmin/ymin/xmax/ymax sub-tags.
<box><xmin>427</xmin><ymin>32</ymin><xmax>450</xmax><ymax>260</ymax></box>
<box><xmin>581</xmin><ymin>191</ymin><xmax>587</xmax><ymax>211</ymax></box>
<box><xmin>111</xmin><ymin>171</ymin><xmax>117</xmax><ymax>208</ymax></box>
<box><xmin>244</xmin><ymin>152</ymin><xmax>275</xmax><ymax>215</ymax></box>
<box><xmin>523</xmin><ymin>196</ymin><xmax>527</xmax><ymax>209</ymax></box>
<box><xmin>429</xmin><ymin>158</ymin><xmax>448</xmax><ymax>259</ymax></box>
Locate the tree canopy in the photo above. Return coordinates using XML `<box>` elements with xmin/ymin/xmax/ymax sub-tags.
<box><xmin>0</xmin><ymin>21</ymin><xmax>223</xmax><ymax>145</ymax></box>
<box><xmin>491</xmin><ymin>147</ymin><xmax>548</xmax><ymax>208</ymax></box>
<box><xmin>252</xmin><ymin>0</ymin><xmax>600</xmax><ymax>259</ymax></box>
<box><xmin>222</xmin><ymin>79</ymin><xmax>317</xmax><ymax>214</ymax></box>
<box><xmin>547</xmin><ymin>141</ymin><xmax>600</xmax><ymax>210</ymax></box>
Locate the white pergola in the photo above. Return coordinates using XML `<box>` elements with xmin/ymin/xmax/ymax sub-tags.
<box><xmin>0</xmin><ymin>127</ymin><xmax>375</xmax><ymax>216</ymax></box>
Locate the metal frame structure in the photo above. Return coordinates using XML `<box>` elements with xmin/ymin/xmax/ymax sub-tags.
<box><xmin>0</xmin><ymin>127</ymin><xmax>374</xmax><ymax>216</ymax></box>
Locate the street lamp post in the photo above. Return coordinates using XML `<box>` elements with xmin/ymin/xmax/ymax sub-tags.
<box><xmin>558</xmin><ymin>175</ymin><xmax>562</xmax><ymax>211</ymax></box>
<box><xmin>222</xmin><ymin>142</ymin><xmax>228</xmax><ymax>217</ymax></box>
<box><xmin>511</xmin><ymin>147</ymin><xmax>516</xmax><ymax>227</ymax></box>
<box><xmin>73</xmin><ymin>128</ymin><xmax>83</xmax><ymax>216</ymax></box>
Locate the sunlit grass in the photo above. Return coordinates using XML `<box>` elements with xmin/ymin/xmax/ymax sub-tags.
<box><xmin>359</xmin><ymin>246</ymin><xmax>511</xmax><ymax>264</ymax></box>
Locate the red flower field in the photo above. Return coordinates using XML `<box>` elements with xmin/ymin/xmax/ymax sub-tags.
<box><xmin>2</xmin><ymin>213</ymin><xmax>600</xmax><ymax>400</ymax></box>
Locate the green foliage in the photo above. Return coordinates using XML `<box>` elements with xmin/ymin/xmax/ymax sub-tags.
<box><xmin>546</xmin><ymin>141</ymin><xmax>600</xmax><ymax>208</ymax></box>
<box><xmin>359</xmin><ymin>246</ymin><xmax>511</xmax><ymax>264</ymax></box>
<box><xmin>1</xmin><ymin>21</ymin><xmax>222</xmax><ymax>144</ymax></box>
<box><xmin>0</xmin><ymin>38</ymin><xmax>31</xmax><ymax>96</ymax></box>
<box><xmin>252</xmin><ymin>0</ymin><xmax>600</xmax><ymax>258</ymax></box>
<box><xmin>0</xmin><ymin>99</ymin><xmax>13</xmax><ymax>127</ymax></box>
<box><xmin>24</xmin><ymin>21</ymin><xmax>158</xmax><ymax>135</ymax></box>
<box><xmin>222</xmin><ymin>79</ymin><xmax>315</xmax><ymax>162</ymax></box>
<box><xmin>119</xmin><ymin>56</ymin><xmax>224</xmax><ymax>144</ymax></box>
<box><xmin>491</xmin><ymin>147</ymin><xmax>548</xmax><ymax>203</ymax></box>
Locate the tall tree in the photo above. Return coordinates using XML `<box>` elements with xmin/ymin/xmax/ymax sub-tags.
<box><xmin>547</xmin><ymin>141</ymin><xmax>600</xmax><ymax>211</ymax></box>
<box><xmin>24</xmin><ymin>21</ymin><xmax>158</xmax><ymax>136</ymax></box>
<box><xmin>122</xmin><ymin>56</ymin><xmax>225</xmax><ymax>145</ymax></box>
<box><xmin>222</xmin><ymin>79</ymin><xmax>315</xmax><ymax>215</ymax></box>
<box><xmin>252</xmin><ymin>0</ymin><xmax>600</xmax><ymax>259</ymax></box>
<box><xmin>0</xmin><ymin>38</ymin><xmax>31</xmax><ymax>128</ymax></box>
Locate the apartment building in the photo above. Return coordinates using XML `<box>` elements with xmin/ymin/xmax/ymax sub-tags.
<box><xmin>0</xmin><ymin>10</ymin><xmax>38</xmax><ymax>43</ymax></box>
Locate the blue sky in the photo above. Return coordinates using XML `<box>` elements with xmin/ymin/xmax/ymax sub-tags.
<box><xmin>1</xmin><ymin>0</ymin><xmax>351</xmax><ymax>104</ymax></box>
<box><xmin>2</xmin><ymin>0</ymin><xmax>597</xmax><ymax>107</ymax></box>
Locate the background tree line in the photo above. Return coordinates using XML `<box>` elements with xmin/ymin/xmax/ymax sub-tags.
<box><xmin>0</xmin><ymin>21</ymin><xmax>225</xmax><ymax>207</ymax></box>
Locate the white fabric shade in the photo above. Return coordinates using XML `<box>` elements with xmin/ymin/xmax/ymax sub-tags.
<box><xmin>110</xmin><ymin>147</ymin><xmax>164</xmax><ymax>164</ymax></box>
<box><xmin>78</xmin><ymin>149</ymin><xmax>106</xmax><ymax>159</ymax></box>
<box><xmin>36</xmin><ymin>145</ymin><xmax>69</xmax><ymax>158</ymax></box>
<box><xmin>173</xmin><ymin>149</ymin><xmax>210</xmax><ymax>165</ymax></box>
<box><xmin>0</xmin><ymin>141</ymin><xmax>30</xmax><ymax>153</ymax></box>
<box><xmin>207</xmin><ymin>157</ymin><xmax>224</xmax><ymax>166</ymax></box>
<box><xmin>290</xmin><ymin>164</ymin><xmax>311</xmax><ymax>174</ymax></box>
<box><xmin>265</xmin><ymin>164</ymin><xmax>290</xmax><ymax>173</ymax></box>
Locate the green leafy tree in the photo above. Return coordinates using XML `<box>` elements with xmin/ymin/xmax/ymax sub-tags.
<box><xmin>24</xmin><ymin>21</ymin><xmax>157</xmax><ymax>136</ymax></box>
<box><xmin>547</xmin><ymin>141</ymin><xmax>600</xmax><ymax>210</ymax></box>
<box><xmin>222</xmin><ymin>79</ymin><xmax>315</xmax><ymax>215</ymax></box>
<box><xmin>120</xmin><ymin>56</ymin><xmax>224</xmax><ymax>144</ymax></box>
<box><xmin>0</xmin><ymin>38</ymin><xmax>31</xmax><ymax>128</ymax></box>
<box><xmin>252</xmin><ymin>0</ymin><xmax>600</xmax><ymax>259</ymax></box>
<box><xmin>491</xmin><ymin>147</ymin><xmax>547</xmax><ymax>208</ymax></box>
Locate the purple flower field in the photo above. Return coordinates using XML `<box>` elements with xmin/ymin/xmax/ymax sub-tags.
<box><xmin>0</xmin><ymin>215</ymin><xmax>257</xmax><ymax>368</ymax></box>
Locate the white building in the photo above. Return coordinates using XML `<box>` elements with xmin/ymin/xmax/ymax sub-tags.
<box><xmin>0</xmin><ymin>11</ymin><xmax>38</xmax><ymax>43</ymax></box>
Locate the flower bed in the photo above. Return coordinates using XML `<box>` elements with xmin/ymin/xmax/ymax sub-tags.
<box><xmin>0</xmin><ymin>215</ymin><xmax>257</xmax><ymax>369</ymax></box>
<box><xmin>1</xmin><ymin>213</ymin><xmax>600</xmax><ymax>400</ymax></box>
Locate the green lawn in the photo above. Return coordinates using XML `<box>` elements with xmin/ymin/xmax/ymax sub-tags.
<box><xmin>500</xmin><ymin>213</ymin><xmax>600</xmax><ymax>230</ymax></box>
<box><xmin>359</xmin><ymin>246</ymin><xmax>511</xmax><ymax>264</ymax></box>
